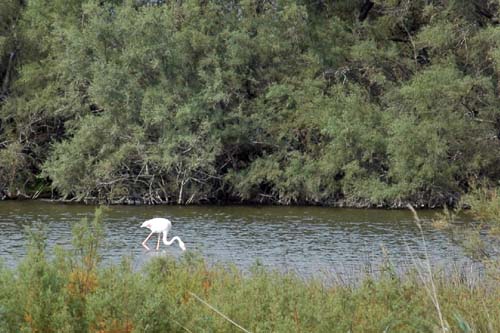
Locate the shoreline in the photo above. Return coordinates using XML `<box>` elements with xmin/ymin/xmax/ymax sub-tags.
<box><xmin>0</xmin><ymin>195</ymin><xmax>456</xmax><ymax>210</ymax></box>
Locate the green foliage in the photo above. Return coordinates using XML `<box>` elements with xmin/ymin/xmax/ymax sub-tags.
<box><xmin>464</xmin><ymin>186</ymin><xmax>500</xmax><ymax>227</ymax></box>
<box><xmin>1</xmin><ymin>0</ymin><xmax>500</xmax><ymax>206</ymax></box>
<box><xmin>432</xmin><ymin>185</ymin><xmax>500</xmax><ymax>269</ymax></box>
<box><xmin>462</xmin><ymin>185</ymin><xmax>500</xmax><ymax>257</ymax></box>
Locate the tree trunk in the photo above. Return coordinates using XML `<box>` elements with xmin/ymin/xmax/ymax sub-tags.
<box><xmin>178</xmin><ymin>178</ymin><xmax>186</xmax><ymax>204</ymax></box>
<box><xmin>359</xmin><ymin>0</ymin><xmax>374</xmax><ymax>22</ymax></box>
<box><xmin>1</xmin><ymin>52</ymin><xmax>16</xmax><ymax>98</ymax></box>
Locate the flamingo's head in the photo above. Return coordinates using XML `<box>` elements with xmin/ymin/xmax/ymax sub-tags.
<box><xmin>178</xmin><ymin>239</ymin><xmax>186</xmax><ymax>251</ymax></box>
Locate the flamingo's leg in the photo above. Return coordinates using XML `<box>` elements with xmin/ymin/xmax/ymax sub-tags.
<box><xmin>156</xmin><ymin>233</ymin><xmax>161</xmax><ymax>250</ymax></box>
<box><xmin>142</xmin><ymin>231</ymin><xmax>155</xmax><ymax>250</ymax></box>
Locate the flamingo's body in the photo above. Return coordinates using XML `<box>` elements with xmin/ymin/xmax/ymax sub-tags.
<box><xmin>141</xmin><ymin>218</ymin><xmax>186</xmax><ymax>251</ymax></box>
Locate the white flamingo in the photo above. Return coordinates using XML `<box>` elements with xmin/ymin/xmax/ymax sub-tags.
<box><xmin>140</xmin><ymin>218</ymin><xmax>186</xmax><ymax>251</ymax></box>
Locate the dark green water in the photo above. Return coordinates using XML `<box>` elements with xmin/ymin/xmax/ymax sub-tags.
<box><xmin>0</xmin><ymin>201</ymin><xmax>477</xmax><ymax>278</ymax></box>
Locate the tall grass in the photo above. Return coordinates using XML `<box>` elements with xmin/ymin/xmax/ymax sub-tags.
<box><xmin>0</xmin><ymin>208</ymin><xmax>498</xmax><ymax>332</ymax></box>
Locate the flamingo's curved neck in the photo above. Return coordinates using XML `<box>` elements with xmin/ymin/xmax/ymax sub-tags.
<box><xmin>162</xmin><ymin>232</ymin><xmax>182</xmax><ymax>246</ymax></box>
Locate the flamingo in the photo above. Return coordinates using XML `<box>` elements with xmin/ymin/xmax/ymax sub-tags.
<box><xmin>140</xmin><ymin>218</ymin><xmax>186</xmax><ymax>251</ymax></box>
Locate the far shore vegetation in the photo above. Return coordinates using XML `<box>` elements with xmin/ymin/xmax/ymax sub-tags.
<box><xmin>2</xmin><ymin>1</ymin><xmax>500</xmax><ymax>207</ymax></box>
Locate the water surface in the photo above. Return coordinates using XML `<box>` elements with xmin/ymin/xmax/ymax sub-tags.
<box><xmin>0</xmin><ymin>201</ymin><xmax>477</xmax><ymax>279</ymax></box>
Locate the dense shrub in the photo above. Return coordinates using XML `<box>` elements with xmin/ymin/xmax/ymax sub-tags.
<box><xmin>1</xmin><ymin>1</ymin><xmax>500</xmax><ymax>206</ymax></box>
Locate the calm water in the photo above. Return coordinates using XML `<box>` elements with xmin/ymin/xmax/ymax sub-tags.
<box><xmin>0</xmin><ymin>201</ymin><xmax>478</xmax><ymax>278</ymax></box>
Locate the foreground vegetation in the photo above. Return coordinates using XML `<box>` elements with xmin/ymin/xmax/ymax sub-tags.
<box><xmin>1</xmin><ymin>0</ymin><xmax>500</xmax><ymax>206</ymax></box>
<box><xmin>0</xmin><ymin>207</ymin><xmax>498</xmax><ymax>332</ymax></box>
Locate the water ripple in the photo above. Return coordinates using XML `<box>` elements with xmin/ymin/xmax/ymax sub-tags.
<box><xmin>0</xmin><ymin>201</ymin><xmax>479</xmax><ymax>277</ymax></box>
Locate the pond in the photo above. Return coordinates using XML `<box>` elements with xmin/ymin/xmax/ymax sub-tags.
<box><xmin>0</xmin><ymin>201</ymin><xmax>479</xmax><ymax>280</ymax></box>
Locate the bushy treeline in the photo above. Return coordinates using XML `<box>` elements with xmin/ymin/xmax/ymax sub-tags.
<box><xmin>0</xmin><ymin>208</ymin><xmax>498</xmax><ymax>332</ymax></box>
<box><xmin>1</xmin><ymin>0</ymin><xmax>500</xmax><ymax>206</ymax></box>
